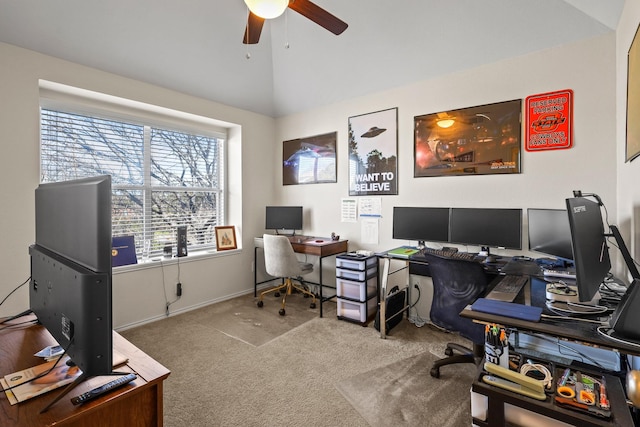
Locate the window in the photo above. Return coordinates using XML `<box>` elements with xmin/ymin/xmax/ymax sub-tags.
<box><xmin>40</xmin><ymin>108</ymin><xmax>225</xmax><ymax>258</ymax></box>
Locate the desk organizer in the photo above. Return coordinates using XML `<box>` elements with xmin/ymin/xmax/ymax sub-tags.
<box><xmin>471</xmin><ymin>352</ymin><xmax>632</xmax><ymax>426</ymax></box>
<box><xmin>335</xmin><ymin>253</ymin><xmax>378</xmax><ymax>325</ymax></box>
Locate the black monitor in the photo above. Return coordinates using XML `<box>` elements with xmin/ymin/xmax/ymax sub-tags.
<box><xmin>527</xmin><ymin>208</ymin><xmax>574</xmax><ymax>261</ymax></box>
<box><xmin>29</xmin><ymin>175</ymin><xmax>113</xmax><ymax>406</ymax></box>
<box><xmin>265</xmin><ymin>206</ymin><xmax>303</xmax><ymax>234</ymax></box>
<box><xmin>392</xmin><ymin>207</ymin><xmax>450</xmax><ymax>248</ymax></box>
<box><xmin>449</xmin><ymin>208</ymin><xmax>522</xmax><ymax>250</ymax></box>
<box><xmin>565</xmin><ymin>196</ymin><xmax>611</xmax><ymax>302</ymax></box>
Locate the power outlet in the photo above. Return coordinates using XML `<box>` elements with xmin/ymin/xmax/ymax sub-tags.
<box><xmin>176</xmin><ymin>282</ymin><xmax>182</xmax><ymax>297</ymax></box>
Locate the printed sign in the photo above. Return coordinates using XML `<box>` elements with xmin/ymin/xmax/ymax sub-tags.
<box><xmin>525</xmin><ymin>89</ymin><xmax>573</xmax><ymax>151</ymax></box>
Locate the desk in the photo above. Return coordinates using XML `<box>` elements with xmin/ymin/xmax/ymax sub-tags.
<box><xmin>1</xmin><ymin>322</ymin><xmax>170</xmax><ymax>427</ymax></box>
<box><xmin>463</xmin><ymin>275</ymin><xmax>637</xmax><ymax>426</ymax></box>
<box><xmin>253</xmin><ymin>236</ymin><xmax>348</xmax><ymax>317</ymax></box>
<box><xmin>461</xmin><ymin>276</ymin><xmax>640</xmax><ymax>357</ymax></box>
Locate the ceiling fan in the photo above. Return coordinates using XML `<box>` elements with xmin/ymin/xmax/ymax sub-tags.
<box><xmin>243</xmin><ymin>0</ymin><xmax>348</xmax><ymax>44</ymax></box>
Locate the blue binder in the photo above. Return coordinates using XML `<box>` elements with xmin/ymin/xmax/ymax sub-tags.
<box><xmin>471</xmin><ymin>298</ymin><xmax>542</xmax><ymax>322</ymax></box>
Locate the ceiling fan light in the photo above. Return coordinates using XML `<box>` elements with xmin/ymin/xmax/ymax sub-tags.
<box><xmin>436</xmin><ymin>118</ymin><xmax>455</xmax><ymax>128</ymax></box>
<box><xmin>244</xmin><ymin>0</ymin><xmax>288</xmax><ymax>19</ymax></box>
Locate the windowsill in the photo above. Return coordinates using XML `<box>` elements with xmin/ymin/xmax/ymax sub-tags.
<box><xmin>112</xmin><ymin>247</ymin><xmax>242</xmax><ymax>274</ymax></box>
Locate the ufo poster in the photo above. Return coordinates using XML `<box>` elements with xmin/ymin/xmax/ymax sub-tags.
<box><xmin>283</xmin><ymin>131</ymin><xmax>337</xmax><ymax>185</ymax></box>
<box><xmin>348</xmin><ymin>108</ymin><xmax>398</xmax><ymax>196</ymax></box>
<box><xmin>414</xmin><ymin>99</ymin><xmax>522</xmax><ymax>177</ymax></box>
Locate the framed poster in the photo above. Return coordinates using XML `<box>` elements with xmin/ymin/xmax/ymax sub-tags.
<box><xmin>525</xmin><ymin>89</ymin><xmax>573</xmax><ymax>151</ymax></box>
<box><xmin>627</xmin><ymin>23</ymin><xmax>640</xmax><ymax>162</ymax></box>
<box><xmin>414</xmin><ymin>99</ymin><xmax>522</xmax><ymax>177</ymax></box>
<box><xmin>214</xmin><ymin>226</ymin><xmax>237</xmax><ymax>251</ymax></box>
<box><xmin>283</xmin><ymin>132</ymin><xmax>337</xmax><ymax>185</ymax></box>
<box><xmin>348</xmin><ymin>108</ymin><xmax>398</xmax><ymax>196</ymax></box>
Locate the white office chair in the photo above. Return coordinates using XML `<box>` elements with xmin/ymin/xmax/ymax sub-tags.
<box><xmin>257</xmin><ymin>234</ymin><xmax>317</xmax><ymax>316</ymax></box>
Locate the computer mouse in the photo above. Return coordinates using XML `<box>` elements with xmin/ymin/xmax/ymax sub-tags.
<box><xmin>484</xmin><ymin>255</ymin><xmax>498</xmax><ymax>263</ymax></box>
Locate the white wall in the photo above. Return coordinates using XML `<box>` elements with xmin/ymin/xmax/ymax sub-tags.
<box><xmin>0</xmin><ymin>42</ymin><xmax>276</xmax><ymax>328</ymax></box>
<box><xmin>274</xmin><ymin>33</ymin><xmax>618</xmax><ymax>319</ymax></box>
<box><xmin>0</xmin><ymin>25</ymin><xmax>625</xmax><ymax>329</ymax></box>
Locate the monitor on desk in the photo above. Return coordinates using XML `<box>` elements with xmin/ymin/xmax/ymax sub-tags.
<box><xmin>449</xmin><ymin>208</ymin><xmax>522</xmax><ymax>251</ymax></box>
<box><xmin>265</xmin><ymin>206</ymin><xmax>303</xmax><ymax>235</ymax></box>
<box><xmin>527</xmin><ymin>208</ymin><xmax>574</xmax><ymax>263</ymax></box>
<box><xmin>565</xmin><ymin>196</ymin><xmax>610</xmax><ymax>303</ymax></box>
<box><xmin>392</xmin><ymin>206</ymin><xmax>450</xmax><ymax>248</ymax></box>
<box><xmin>30</xmin><ymin>175</ymin><xmax>113</xmax><ymax>379</ymax></box>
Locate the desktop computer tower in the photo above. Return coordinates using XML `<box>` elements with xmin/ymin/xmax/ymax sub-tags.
<box><xmin>177</xmin><ymin>226</ymin><xmax>187</xmax><ymax>257</ymax></box>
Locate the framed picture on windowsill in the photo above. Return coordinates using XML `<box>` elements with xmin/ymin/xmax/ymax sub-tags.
<box><xmin>215</xmin><ymin>226</ymin><xmax>237</xmax><ymax>251</ymax></box>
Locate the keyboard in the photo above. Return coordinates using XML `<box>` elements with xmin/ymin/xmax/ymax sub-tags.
<box><xmin>486</xmin><ymin>275</ymin><xmax>528</xmax><ymax>302</ymax></box>
<box><xmin>416</xmin><ymin>248</ymin><xmax>476</xmax><ymax>261</ymax></box>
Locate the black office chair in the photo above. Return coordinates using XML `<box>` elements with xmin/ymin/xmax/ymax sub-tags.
<box><xmin>421</xmin><ymin>252</ymin><xmax>489</xmax><ymax>378</ymax></box>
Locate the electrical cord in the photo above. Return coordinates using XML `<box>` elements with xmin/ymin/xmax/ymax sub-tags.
<box><xmin>597</xmin><ymin>326</ymin><xmax>640</xmax><ymax>349</ymax></box>
<box><xmin>520</xmin><ymin>361</ymin><xmax>553</xmax><ymax>389</ymax></box>
<box><xmin>526</xmin><ymin>331</ymin><xmax>606</xmax><ymax>369</ymax></box>
<box><xmin>0</xmin><ymin>276</ymin><xmax>30</xmax><ymax>310</ymax></box>
<box><xmin>407</xmin><ymin>283</ymin><xmax>428</xmax><ymax>327</ymax></box>
<box><xmin>0</xmin><ymin>318</ymin><xmax>38</xmax><ymax>331</ymax></box>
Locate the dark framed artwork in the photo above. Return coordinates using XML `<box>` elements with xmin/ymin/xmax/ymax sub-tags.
<box><xmin>348</xmin><ymin>107</ymin><xmax>398</xmax><ymax>196</ymax></box>
<box><xmin>414</xmin><ymin>99</ymin><xmax>522</xmax><ymax>177</ymax></box>
<box><xmin>214</xmin><ymin>226</ymin><xmax>237</xmax><ymax>251</ymax></box>
<box><xmin>627</xmin><ymin>23</ymin><xmax>640</xmax><ymax>162</ymax></box>
<box><xmin>283</xmin><ymin>132</ymin><xmax>337</xmax><ymax>185</ymax></box>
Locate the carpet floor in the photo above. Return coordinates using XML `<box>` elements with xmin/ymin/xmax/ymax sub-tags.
<box><xmin>120</xmin><ymin>292</ymin><xmax>476</xmax><ymax>426</ymax></box>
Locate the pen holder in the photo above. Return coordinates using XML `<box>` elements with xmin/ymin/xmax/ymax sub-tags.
<box><xmin>485</xmin><ymin>326</ymin><xmax>509</xmax><ymax>369</ymax></box>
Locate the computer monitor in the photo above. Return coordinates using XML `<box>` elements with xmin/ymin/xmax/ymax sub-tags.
<box><xmin>392</xmin><ymin>207</ymin><xmax>450</xmax><ymax>248</ymax></box>
<box><xmin>527</xmin><ymin>208</ymin><xmax>574</xmax><ymax>262</ymax></box>
<box><xmin>565</xmin><ymin>196</ymin><xmax>611</xmax><ymax>302</ymax></box>
<box><xmin>449</xmin><ymin>208</ymin><xmax>522</xmax><ymax>250</ymax></box>
<box><xmin>29</xmin><ymin>176</ymin><xmax>113</xmax><ymax>383</ymax></box>
<box><xmin>265</xmin><ymin>206</ymin><xmax>303</xmax><ymax>235</ymax></box>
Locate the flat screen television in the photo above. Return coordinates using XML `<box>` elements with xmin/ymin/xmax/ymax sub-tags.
<box><xmin>392</xmin><ymin>207</ymin><xmax>450</xmax><ymax>248</ymax></box>
<box><xmin>265</xmin><ymin>206</ymin><xmax>303</xmax><ymax>235</ymax></box>
<box><xmin>449</xmin><ymin>208</ymin><xmax>522</xmax><ymax>250</ymax></box>
<box><xmin>565</xmin><ymin>196</ymin><xmax>610</xmax><ymax>302</ymax></box>
<box><xmin>29</xmin><ymin>175</ymin><xmax>114</xmax><ymax>400</ymax></box>
<box><xmin>527</xmin><ymin>208</ymin><xmax>574</xmax><ymax>262</ymax></box>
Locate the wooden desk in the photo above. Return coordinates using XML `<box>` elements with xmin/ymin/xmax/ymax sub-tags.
<box><xmin>253</xmin><ymin>236</ymin><xmax>348</xmax><ymax>317</ymax></box>
<box><xmin>0</xmin><ymin>322</ymin><xmax>170</xmax><ymax>427</ymax></box>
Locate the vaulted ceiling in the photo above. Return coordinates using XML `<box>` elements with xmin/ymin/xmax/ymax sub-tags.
<box><xmin>0</xmin><ymin>0</ymin><xmax>625</xmax><ymax>117</ymax></box>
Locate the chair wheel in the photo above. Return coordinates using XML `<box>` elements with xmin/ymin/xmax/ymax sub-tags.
<box><xmin>279</xmin><ymin>308</ymin><xmax>286</xmax><ymax>316</ymax></box>
<box><xmin>274</xmin><ymin>292</ymin><xmax>280</xmax><ymax>298</ymax></box>
<box><xmin>257</xmin><ymin>300</ymin><xmax>263</xmax><ymax>308</ymax></box>
<box><xmin>430</xmin><ymin>368</ymin><xmax>440</xmax><ymax>378</ymax></box>
<box><xmin>310</xmin><ymin>302</ymin><xmax>316</xmax><ymax>309</ymax></box>
<box><xmin>445</xmin><ymin>348</ymin><xmax>454</xmax><ymax>356</ymax></box>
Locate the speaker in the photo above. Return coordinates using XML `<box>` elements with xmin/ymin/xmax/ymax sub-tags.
<box><xmin>177</xmin><ymin>226</ymin><xmax>188</xmax><ymax>257</ymax></box>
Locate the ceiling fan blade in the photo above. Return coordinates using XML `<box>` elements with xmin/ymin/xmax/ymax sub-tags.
<box><xmin>288</xmin><ymin>0</ymin><xmax>348</xmax><ymax>35</ymax></box>
<box><xmin>243</xmin><ymin>11</ymin><xmax>265</xmax><ymax>44</ymax></box>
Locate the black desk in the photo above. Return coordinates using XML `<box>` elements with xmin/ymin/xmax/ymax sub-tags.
<box><xmin>463</xmin><ymin>275</ymin><xmax>639</xmax><ymax>426</ymax></box>
<box><xmin>462</xmin><ymin>275</ymin><xmax>640</xmax><ymax>358</ymax></box>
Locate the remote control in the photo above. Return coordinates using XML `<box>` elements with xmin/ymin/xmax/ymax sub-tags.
<box><xmin>70</xmin><ymin>373</ymin><xmax>137</xmax><ymax>405</ymax></box>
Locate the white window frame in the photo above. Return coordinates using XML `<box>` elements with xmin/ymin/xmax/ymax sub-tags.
<box><xmin>39</xmin><ymin>81</ymin><xmax>230</xmax><ymax>262</ymax></box>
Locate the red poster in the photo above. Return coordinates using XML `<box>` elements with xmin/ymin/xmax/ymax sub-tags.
<box><xmin>525</xmin><ymin>89</ymin><xmax>573</xmax><ymax>151</ymax></box>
